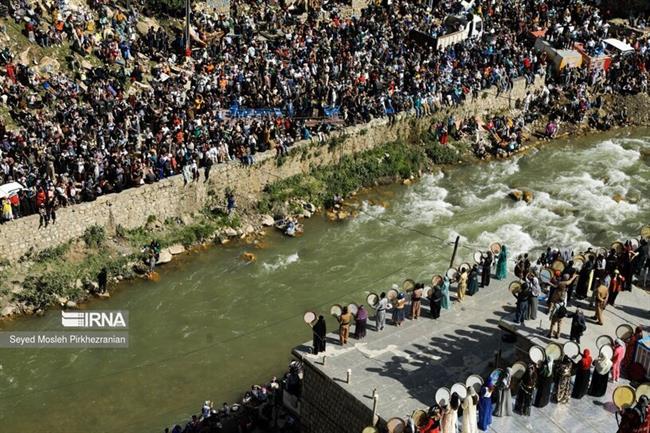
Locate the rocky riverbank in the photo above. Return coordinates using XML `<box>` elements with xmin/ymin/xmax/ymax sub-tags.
<box><xmin>1</xmin><ymin>91</ymin><xmax>650</xmax><ymax>321</ymax></box>
<box><xmin>0</xmin><ymin>208</ymin><xmax>271</xmax><ymax>318</ymax></box>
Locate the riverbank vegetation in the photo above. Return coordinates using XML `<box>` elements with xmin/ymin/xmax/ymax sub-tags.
<box><xmin>1</xmin><ymin>129</ymin><xmax>468</xmax><ymax>316</ymax></box>
<box><xmin>7</xmin><ymin>98</ymin><xmax>647</xmax><ymax>318</ymax></box>
<box><xmin>117</xmin><ymin>211</ymin><xmax>241</xmax><ymax>250</ymax></box>
<box><xmin>1</xmin><ymin>204</ymin><xmax>245</xmax><ymax>315</ymax></box>
<box><xmin>260</xmin><ymin>132</ymin><xmax>466</xmax><ymax>212</ymax></box>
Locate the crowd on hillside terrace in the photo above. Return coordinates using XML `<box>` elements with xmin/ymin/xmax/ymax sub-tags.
<box><xmin>1</xmin><ymin>0</ymin><xmax>650</xmax><ymax>224</ymax></box>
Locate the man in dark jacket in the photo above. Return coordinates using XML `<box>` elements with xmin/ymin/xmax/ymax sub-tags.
<box><xmin>515</xmin><ymin>282</ymin><xmax>530</xmax><ymax>325</ymax></box>
<box><xmin>429</xmin><ymin>285</ymin><xmax>442</xmax><ymax>319</ymax></box>
<box><xmin>569</xmin><ymin>309</ymin><xmax>587</xmax><ymax>344</ymax></box>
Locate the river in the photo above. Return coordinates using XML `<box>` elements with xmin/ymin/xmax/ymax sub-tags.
<box><xmin>1</xmin><ymin>129</ymin><xmax>648</xmax><ymax>433</ymax></box>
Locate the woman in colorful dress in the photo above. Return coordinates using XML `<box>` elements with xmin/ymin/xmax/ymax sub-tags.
<box><xmin>554</xmin><ymin>356</ymin><xmax>574</xmax><ymax>403</ymax></box>
<box><xmin>477</xmin><ymin>385</ymin><xmax>493</xmax><ymax>431</ymax></box>
<box><xmin>612</xmin><ymin>339</ymin><xmax>627</xmax><ymax>383</ymax></box>
<box><xmin>461</xmin><ymin>386</ymin><xmax>479</xmax><ymax>433</ymax></box>
<box><xmin>467</xmin><ymin>265</ymin><xmax>480</xmax><ymax>296</ymax></box>
<box><xmin>440</xmin><ymin>276</ymin><xmax>451</xmax><ymax>310</ymax></box>
<box><xmin>353</xmin><ymin>305</ymin><xmax>368</xmax><ymax>339</ymax></box>
<box><xmin>457</xmin><ymin>270</ymin><xmax>468</xmax><ymax>302</ymax></box>
<box><xmin>493</xmin><ymin>369</ymin><xmax>513</xmax><ymax>417</ymax></box>
<box><xmin>496</xmin><ymin>245</ymin><xmax>508</xmax><ymax>280</ymax></box>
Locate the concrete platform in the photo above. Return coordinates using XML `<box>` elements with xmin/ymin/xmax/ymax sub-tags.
<box><xmin>498</xmin><ymin>284</ymin><xmax>649</xmax><ymax>364</ymax></box>
<box><xmin>293</xmin><ymin>272</ymin><xmax>649</xmax><ymax>433</ymax></box>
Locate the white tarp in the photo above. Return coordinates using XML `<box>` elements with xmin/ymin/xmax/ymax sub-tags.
<box><xmin>0</xmin><ymin>182</ymin><xmax>25</xmax><ymax>198</ymax></box>
<box><xmin>603</xmin><ymin>38</ymin><xmax>635</xmax><ymax>54</ymax></box>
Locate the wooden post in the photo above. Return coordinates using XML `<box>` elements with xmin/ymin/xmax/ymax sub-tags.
<box><xmin>372</xmin><ymin>389</ymin><xmax>379</xmax><ymax>426</ymax></box>
<box><xmin>449</xmin><ymin>236</ymin><xmax>460</xmax><ymax>269</ymax></box>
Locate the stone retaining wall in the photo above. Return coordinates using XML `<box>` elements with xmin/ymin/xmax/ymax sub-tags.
<box><xmin>298</xmin><ymin>359</ymin><xmax>383</xmax><ymax>433</ymax></box>
<box><xmin>0</xmin><ymin>75</ymin><xmax>544</xmax><ymax>263</ymax></box>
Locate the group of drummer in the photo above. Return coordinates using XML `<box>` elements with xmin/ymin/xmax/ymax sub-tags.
<box><xmin>318</xmin><ymin>243</ymin><xmax>510</xmax><ymax>347</ymax></box>
<box><xmin>396</xmin><ymin>324</ymin><xmax>647</xmax><ymax>433</ymax></box>
<box><xmin>383</xmin><ymin>376</ymin><xmax>485</xmax><ymax>433</ymax></box>
<box><xmin>314</xmin><ymin>276</ymin><xmax>448</xmax><ymax>347</ymax></box>
<box><xmin>508</xmin><ymin>238</ymin><xmax>647</xmax><ymax>339</ymax></box>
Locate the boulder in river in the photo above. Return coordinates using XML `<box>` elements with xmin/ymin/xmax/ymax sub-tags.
<box><xmin>523</xmin><ymin>190</ymin><xmax>534</xmax><ymax>203</ymax></box>
<box><xmin>85</xmin><ymin>281</ymin><xmax>100</xmax><ymax>293</ymax></box>
<box><xmin>168</xmin><ymin>244</ymin><xmax>186</xmax><ymax>255</ymax></box>
<box><xmin>157</xmin><ymin>250</ymin><xmax>173</xmax><ymax>265</ymax></box>
<box><xmin>19</xmin><ymin>303</ymin><xmax>36</xmax><ymax>315</ymax></box>
<box><xmin>1</xmin><ymin>304</ymin><xmax>18</xmax><ymax>318</ymax></box>
<box><xmin>612</xmin><ymin>193</ymin><xmax>625</xmax><ymax>203</ymax></box>
<box><xmin>241</xmin><ymin>252</ymin><xmax>256</xmax><ymax>262</ymax></box>
<box><xmin>509</xmin><ymin>190</ymin><xmax>523</xmax><ymax>201</ymax></box>
<box><xmin>261</xmin><ymin>214</ymin><xmax>275</xmax><ymax>227</ymax></box>
<box><xmin>509</xmin><ymin>189</ymin><xmax>533</xmax><ymax>203</ymax></box>
<box><xmin>327</xmin><ymin>208</ymin><xmax>352</xmax><ymax>221</ymax></box>
<box><xmin>303</xmin><ymin>203</ymin><xmax>317</xmax><ymax>213</ymax></box>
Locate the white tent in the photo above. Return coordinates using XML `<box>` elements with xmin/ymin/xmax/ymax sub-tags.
<box><xmin>0</xmin><ymin>182</ymin><xmax>25</xmax><ymax>198</ymax></box>
<box><xmin>603</xmin><ymin>38</ymin><xmax>635</xmax><ymax>55</ymax></box>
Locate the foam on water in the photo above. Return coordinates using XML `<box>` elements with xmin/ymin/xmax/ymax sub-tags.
<box><xmin>548</xmin><ymin>172</ymin><xmax>639</xmax><ymax>225</ymax></box>
<box><xmin>535</xmin><ymin>219</ymin><xmax>589</xmax><ymax>251</ymax></box>
<box><xmin>476</xmin><ymin>224</ymin><xmax>537</xmax><ymax>259</ymax></box>
<box><xmin>619</xmin><ymin>137</ymin><xmax>650</xmax><ymax>145</ymax></box>
<box><xmin>606</xmin><ymin>168</ymin><xmax>630</xmax><ymax>186</ymax></box>
<box><xmin>458</xmin><ymin>187</ymin><xmax>509</xmax><ymax>207</ymax></box>
<box><xmin>402</xmin><ymin>173</ymin><xmax>454</xmax><ymax>224</ymax></box>
<box><xmin>262</xmin><ymin>253</ymin><xmax>300</xmax><ymax>272</ymax></box>
<box><xmin>530</xmin><ymin>191</ymin><xmax>574</xmax><ymax>213</ymax></box>
<box><xmin>355</xmin><ymin>200</ymin><xmax>387</xmax><ymax>223</ymax></box>
<box><xmin>468</xmin><ymin>157</ymin><xmax>521</xmax><ymax>190</ymax></box>
<box><xmin>580</xmin><ymin>139</ymin><xmax>641</xmax><ymax>169</ymax></box>
<box><xmin>473</xmin><ymin>201</ymin><xmax>561</xmax><ymax>230</ymax></box>
<box><xmin>446</xmin><ymin>230</ymin><xmax>468</xmax><ymax>246</ymax></box>
<box><xmin>500</xmin><ymin>156</ymin><xmax>522</xmax><ymax>176</ymax></box>
<box><xmin>394</xmin><ymin>135</ymin><xmax>649</xmax><ymax>261</ymax></box>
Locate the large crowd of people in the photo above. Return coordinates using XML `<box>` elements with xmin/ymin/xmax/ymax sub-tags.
<box><xmin>165</xmin><ymin>361</ymin><xmax>302</xmax><ymax>433</ymax></box>
<box><xmin>308</xmin><ymin>234</ymin><xmax>649</xmax><ymax>433</ymax></box>
<box><xmin>1</xmin><ymin>0</ymin><xmax>649</xmax><ymax>224</ymax></box>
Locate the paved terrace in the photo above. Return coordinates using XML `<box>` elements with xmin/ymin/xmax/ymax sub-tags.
<box><xmin>293</xmin><ymin>272</ymin><xmax>649</xmax><ymax>433</ymax></box>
